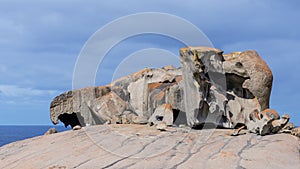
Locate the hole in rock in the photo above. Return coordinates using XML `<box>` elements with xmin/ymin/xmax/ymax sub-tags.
<box><xmin>234</xmin><ymin>123</ymin><xmax>247</xmax><ymax>129</ymax></box>
<box><xmin>225</xmin><ymin>73</ymin><xmax>255</xmax><ymax>99</ymax></box>
<box><xmin>58</xmin><ymin>112</ymin><xmax>83</xmax><ymax>128</ymax></box>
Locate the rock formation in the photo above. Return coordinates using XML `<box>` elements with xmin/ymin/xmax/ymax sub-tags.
<box><xmin>50</xmin><ymin>46</ymin><xmax>291</xmax><ymax>136</ymax></box>
<box><xmin>292</xmin><ymin>127</ymin><xmax>300</xmax><ymax>137</ymax></box>
<box><xmin>1</xmin><ymin>46</ymin><xmax>298</xmax><ymax>168</ymax></box>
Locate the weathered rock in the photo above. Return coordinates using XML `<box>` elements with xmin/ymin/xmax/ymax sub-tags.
<box><xmin>180</xmin><ymin>47</ymin><xmax>227</xmax><ymax>127</ymax></box>
<box><xmin>50</xmin><ymin>86</ymin><xmax>111</xmax><ymax>127</ymax></box>
<box><xmin>223</xmin><ymin>50</ymin><xmax>273</xmax><ymax>110</ymax></box>
<box><xmin>280</xmin><ymin>122</ymin><xmax>295</xmax><ymax>133</ymax></box>
<box><xmin>270</xmin><ymin>114</ymin><xmax>290</xmax><ymax>133</ymax></box>
<box><xmin>88</xmin><ymin>91</ymin><xmax>127</xmax><ymax>124</ymax></box>
<box><xmin>1</xmin><ymin>125</ymin><xmax>299</xmax><ymax>169</ymax></box>
<box><xmin>120</xmin><ymin>111</ymin><xmax>136</xmax><ymax>124</ymax></box>
<box><xmin>44</xmin><ymin>128</ymin><xmax>57</xmax><ymax>135</ymax></box>
<box><xmin>148</xmin><ymin>103</ymin><xmax>174</xmax><ymax>126</ymax></box>
<box><xmin>156</xmin><ymin>121</ymin><xmax>168</xmax><ymax>131</ymax></box>
<box><xmin>229</xmin><ymin>126</ymin><xmax>246</xmax><ymax>136</ymax></box>
<box><xmin>282</xmin><ymin>122</ymin><xmax>295</xmax><ymax>130</ymax></box>
<box><xmin>291</xmin><ymin>127</ymin><xmax>300</xmax><ymax>137</ymax></box>
<box><xmin>248</xmin><ymin>109</ymin><xmax>290</xmax><ymax>136</ymax></box>
<box><xmin>50</xmin><ymin>46</ymin><xmax>289</xmax><ymax>136</ymax></box>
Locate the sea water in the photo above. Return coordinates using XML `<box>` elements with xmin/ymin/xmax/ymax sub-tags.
<box><xmin>0</xmin><ymin>125</ymin><xmax>70</xmax><ymax>147</ymax></box>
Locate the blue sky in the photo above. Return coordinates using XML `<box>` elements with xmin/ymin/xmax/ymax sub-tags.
<box><xmin>0</xmin><ymin>0</ymin><xmax>299</xmax><ymax>125</ymax></box>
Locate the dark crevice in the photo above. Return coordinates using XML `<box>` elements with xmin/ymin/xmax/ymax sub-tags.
<box><xmin>225</xmin><ymin>73</ymin><xmax>254</xmax><ymax>99</ymax></box>
<box><xmin>102</xmin><ymin>157</ymin><xmax>129</xmax><ymax>169</ymax></box>
<box><xmin>192</xmin><ymin>122</ymin><xmax>227</xmax><ymax>130</ymax></box>
<box><xmin>58</xmin><ymin>112</ymin><xmax>83</xmax><ymax>128</ymax></box>
<box><xmin>226</xmin><ymin>93</ymin><xmax>235</xmax><ymax>101</ymax></box>
<box><xmin>73</xmin><ymin>159</ymin><xmax>92</xmax><ymax>168</ymax></box>
<box><xmin>102</xmin><ymin>135</ymin><xmax>166</xmax><ymax>168</ymax></box>
<box><xmin>235</xmin><ymin>123</ymin><xmax>247</xmax><ymax>129</ymax></box>
<box><xmin>172</xmin><ymin>109</ymin><xmax>180</xmax><ymax>123</ymax></box>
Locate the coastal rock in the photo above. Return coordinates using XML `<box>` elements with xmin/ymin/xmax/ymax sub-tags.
<box><xmin>88</xmin><ymin>91</ymin><xmax>127</xmax><ymax>124</ymax></box>
<box><xmin>291</xmin><ymin>127</ymin><xmax>300</xmax><ymax>137</ymax></box>
<box><xmin>248</xmin><ymin>109</ymin><xmax>289</xmax><ymax>135</ymax></box>
<box><xmin>223</xmin><ymin>50</ymin><xmax>273</xmax><ymax>110</ymax></box>
<box><xmin>50</xmin><ymin>46</ymin><xmax>289</xmax><ymax>136</ymax></box>
<box><xmin>280</xmin><ymin>122</ymin><xmax>295</xmax><ymax>133</ymax></box>
<box><xmin>282</xmin><ymin>122</ymin><xmax>295</xmax><ymax>130</ymax></box>
<box><xmin>50</xmin><ymin>86</ymin><xmax>111</xmax><ymax>127</ymax></box>
<box><xmin>148</xmin><ymin>103</ymin><xmax>174</xmax><ymax>126</ymax></box>
<box><xmin>156</xmin><ymin>121</ymin><xmax>168</xmax><ymax>131</ymax></box>
<box><xmin>180</xmin><ymin>47</ymin><xmax>227</xmax><ymax>127</ymax></box>
<box><xmin>1</xmin><ymin>125</ymin><xmax>299</xmax><ymax>169</ymax></box>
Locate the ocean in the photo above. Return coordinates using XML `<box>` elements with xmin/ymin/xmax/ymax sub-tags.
<box><xmin>0</xmin><ymin>125</ymin><xmax>71</xmax><ymax>147</ymax></box>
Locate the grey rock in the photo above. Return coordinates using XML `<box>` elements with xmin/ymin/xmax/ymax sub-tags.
<box><xmin>280</xmin><ymin>122</ymin><xmax>295</xmax><ymax>133</ymax></box>
<box><xmin>156</xmin><ymin>121</ymin><xmax>168</xmax><ymax>131</ymax></box>
<box><xmin>229</xmin><ymin>126</ymin><xmax>246</xmax><ymax>136</ymax></box>
<box><xmin>49</xmin><ymin>46</ymin><xmax>290</xmax><ymax>136</ymax></box>
<box><xmin>88</xmin><ymin>91</ymin><xmax>126</xmax><ymax>124</ymax></box>
<box><xmin>248</xmin><ymin>109</ymin><xmax>289</xmax><ymax>135</ymax></box>
<box><xmin>148</xmin><ymin>103</ymin><xmax>174</xmax><ymax>126</ymax></box>
<box><xmin>223</xmin><ymin>50</ymin><xmax>273</xmax><ymax>110</ymax></box>
<box><xmin>132</xmin><ymin>115</ymin><xmax>148</xmax><ymax>125</ymax></box>
<box><xmin>50</xmin><ymin>86</ymin><xmax>111</xmax><ymax>127</ymax></box>
<box><xmin>180</xmin><ymin>47</ymin><xmax>226</xmax><ymax>127</ymax></box>
<box><xmin>291</xmin><ymin>126</ymin><xmax>300</xmax><ymax>137</ymax></box>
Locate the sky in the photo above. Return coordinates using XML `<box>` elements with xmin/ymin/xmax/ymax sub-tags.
<box><xmin>0</xmin><ymin>0</ymin><xmax>299</xmax><ymax>125</ymax></box>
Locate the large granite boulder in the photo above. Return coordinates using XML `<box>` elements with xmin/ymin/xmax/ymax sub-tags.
<box><xmin>50</xmin><ymin>46</ymin><xmax>289</xmax><ymax>136</ymax></box>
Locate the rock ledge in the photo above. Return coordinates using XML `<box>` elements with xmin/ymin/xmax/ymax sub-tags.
<box><xmin>0</xmin><ymin>125</ymin><xmax>299</xmax><ymax>169</ymax></box>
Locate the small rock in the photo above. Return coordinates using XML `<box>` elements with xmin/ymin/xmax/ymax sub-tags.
<box><xmin>280</xmin><ymin>122</ymin><xmax>295</xmax><ymax>133</ymax></box>
<box><xmin>162</xmin><ymin>65</ymin><xmax>176</xmax><ymax>70</ymax></box>
<box><xmin>229</xmin><ymin>126</ymin><xmax>245</xmax><ymax>136</ymax></box>
<box><xmin>132</xmin><ymin>116</ymin><xmax>148</xmax><ymax>125</ymax></box>
<box><xmin>179</xmin><ymin>124</ymin><xmax>187</xmax><ymax>128</ymax></box>
<box><xmin>156</xmin><ymin>121</ymin><xmax>167</xmax><ymax>131</ymax></box>
<box><xmin>270</xmin><ymin>114</ymin><xmax>290</xmax><ymax>134</ymax></box>
<box><xmin>291</xmin><ymin>127</ymin><xmax>300</xmax><ymax>137</ymax></box>
<box><xmin>282</xmin><ymin>122</ymin><xmax>295</xmax><ymax>130</ymax></box>
<box><xmin>44</xmin><ymin>128</ymin><xmax>57</xmax><ymax>135</ymax></box>
<box><xmin>72</xmin><ymin>125</ymin><xmax>82</xmax><ymax>130</ymax></box>
<box><xmin>104</xmin><ymin>120</ymin><xmax>111</xmax><ymax>125</ymax></box>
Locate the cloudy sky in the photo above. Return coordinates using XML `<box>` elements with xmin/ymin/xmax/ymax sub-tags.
<box><xmin>0</xmin><ymin>0</ymin><xmax>299</xmax><ymax>125</ymax></box>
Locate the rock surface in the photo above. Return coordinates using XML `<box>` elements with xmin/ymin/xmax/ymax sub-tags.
<box><xmin>50</xmin><ymin>46</ymin><xmax>289</xmax><ymax>136</ymax></box>
<box><xmin>0</xmin><ymin>125</ymin><xmax>299</xmax><ymax>169</ymax></box>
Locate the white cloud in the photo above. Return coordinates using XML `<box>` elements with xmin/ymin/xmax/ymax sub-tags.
<box><xmin>0</xmin><ymin>85</ymin><xmax>58</xmax><ymax>98</ymax></box>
